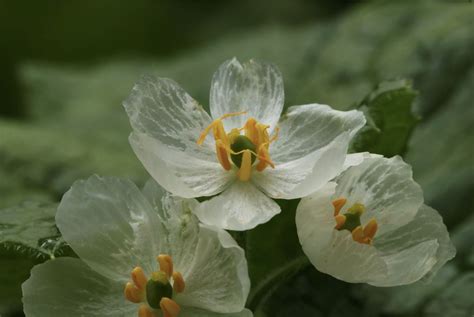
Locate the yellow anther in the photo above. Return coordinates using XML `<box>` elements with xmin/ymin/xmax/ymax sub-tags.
<box><xmin>172</xmin><ymin>271</ymin><xmax>185</xmax><ymax>293</ymax></box>
<box><xmin>131</xmin><ymin>267</ymin><xmax>148</xmax><ymax>290</ymax></box>
<box><xmin>332</xmin><ymin>198</ymin><xmax>347</xmax><ymax>216</ymax></box>
<box><xmin>138</xmin><ymin>305</ymin><xmax>155</xmax><ymax>317</ymax></box>
<box><xmin>244</xmin><ymin>118</ymin><xmax>259</xmax><ymax>145</ymax></box>
<box><xmin>255</xmin><ymin>122</ymin><xmax>270</xmax><ymax>146</ymax></box>
<box><xmin>124</xmin><ymin>282</ymin><xmax>143</xmax><ymax>303</ymax></box>
<box><xmin>334</xmin><ymin>214</ymin><xmax>346</xmax><ymax>230</ymax></box>
<box><xmin>256</xmin><ymin>144</ymin><xmax>275</xmax><ymax>171</ymax></box>
<box><xmin>215</xmin><ymin>140</ymin><xmax>231</xmax><ymax>170</ymax></box>
<box><xmin>351</xmin><ymin>226</ymin><xmax>365</xmax><ymax>244</ymax></box>
<box><xmin>363</xmin><ymin>218</ymin><xmax>378</xmax><ymax>241</ymax></box>
<box><xmin>347</xmin><ymin>203</ymin><xmax>365</xmax><ymax>216</ymax></box>
<box><xmin>197</xmin><ymin>111</ymin><xmax>247</xmax><ymax>145</ymax></box>
<box><xmin>237</xmin><ymin>150</ymin><xmax>252</xmax><ymax>181</ymax></box>
<box><xmin>157</xmin><ymin>254</ymin><xmax>173</xmax><ymax>278</ymax></box>
<box><xmin>160</xmin><ymin>298</ymin><xmax>181</xmax><ymax>317</ymax></box>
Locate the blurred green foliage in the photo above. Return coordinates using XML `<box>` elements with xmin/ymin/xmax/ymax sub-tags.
<box><xmin>0</xmin><ymin>0</ymin><xmax>473</xmax><ymax>316</ymax></box>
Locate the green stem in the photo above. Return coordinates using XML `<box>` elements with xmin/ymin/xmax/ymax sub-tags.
<box><xmin>247</xmin><ymin>256</ymin><xmax>310</xmax><ymax>310</ymax></box>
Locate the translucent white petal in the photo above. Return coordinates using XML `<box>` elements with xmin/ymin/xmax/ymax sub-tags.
<box><xmin>253</xmin><ymin>133</ymin><xmax>351</xmax><ymax>199</ymax></box>
<box><xmin>193</xmin><ymin>182</ymin><xmax>281</xmax><ymax>231</ymax></box>
<box><xmin>22</xmin><ymin>258</ymin><xmax>135</xmax><ymax>317</ymax></box>
<box><xmin>210</xmin><ymin>58</ymin><xmax>284</xmax><ymax>132</ymax></box>
<box><xmin>343</xmin><ymin>152</ymin><xmax>382</xmax><ymax>170</ymax></box>
<box><xmin>335</xmin><ymin>156</ymin><xmax>423</xmax><ymax>235</ymax></box>
<box><xmin>56</xmin><ymin>175</ymin><xmax>162</xmax><ymax>282</ymax></box>
<box><xmin>141</xmin><ymin>178</ymin><xmax>168</xmax><ymax>219</ymax></box>
<box><xmin>179</xmin><ymin>308</ymin><xmax>253</xmax><ymax>317</ymax></box>
<box><xmin>175</xmin><ymin>225</ymin><xmax>250</xmax><ymax>313</ymax></box>
<box><xmin>130</xmin><ymin>132</ymin><xmax>235</xmax><ymax>198</ymax></box>
<box><xmin>270</xmin><ymin>104</ymin><xmax>366</xmax><ymax>163</ymax></box>
<box><xmin>296</xmin><ymin>182</ymin><xmax>338</xmax><ymax>253</ymax></box>
<box><xmin>297</xmin><ymin>183</ymin><xmax>388</xmax><ymax>284</ymax></box>
<box><xmin>124</xmin><ymin>75</ymin><xmax>215</xmax><ymax>161</ymax></box>
<box><xmin>373</xmin><ymin>204</ymin><xmax>456</xmax><ymax>286</ymax></box>
<box><xmin>313</xmin><ymin>230</ymin><xmax>387</xmax><ymax>284</ymax></box>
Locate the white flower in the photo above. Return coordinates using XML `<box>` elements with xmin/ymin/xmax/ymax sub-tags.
<box><xmin>296</xmin><ymin>155</ymin><xmax>456</xmax><ymax>287</ymax></box>
<box><xmin>22</xmin><ymin>176</ymin><xmax>251</xmax><ymax>317</ymax></box>
<box><xmin>124</xmin><ymin>58</ymin><xmax>366</xmax><ymax>230</ymax></box>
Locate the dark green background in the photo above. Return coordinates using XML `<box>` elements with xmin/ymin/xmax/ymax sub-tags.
<box><xmin>0</xmin><ymin>0</ymin><xmax>473</xmax><ymax>316</ymax></box>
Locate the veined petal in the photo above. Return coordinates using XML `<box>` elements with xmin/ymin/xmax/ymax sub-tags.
<box><xmin>296</xmin><ymin>182</ymin><xmax>338</xmax><ymax>252</ymax></box>
<box><xmin>179</xmin><ymin>308</ymin><xmax>253</xmax><ymax>317</ymax></box>
<box><xmin>22</xmin><ymin>258</ymin><xmax>134</xmax><ymax>317</ymax></box>
<box><xmin>175</xmin><ymin>225</ymin><xmax>250</xmax><ymax>313</ymax></box>
<box><xmin>335</xmin><ymin>156</ymin><xmax>423</xmax><ymax>235</ymax></box>
<box><xmin>210</xmin><ymin>58</ymin><xmax>284</xmax><ymax>132</ymax></box>
<box><xmin>343</xmin><ymin>152</ymin><xmax>382</xmax><ymax>170</ymax></box>
<box><xmin>297</xmin><ymin>182</ymin><xmax>388</xmax><ymax>284</ymax></box>
<box><xmin>124</xmin><ymin>75</ymin><xmax>215</xmax><ymax>161</ymax></box>
<box><xmin>373</xmin><ymin>204</ymin><xmax>456</xmax><ymax>286</ymax></box>
<box><xmin>130</xmin><ymin>132</ymin><xmax>235</xmax><ymax>198</ymax></box>
<box><xmin>193</xmin><ymin>182</ymin><xmax>281</xmax><ymax>231</ymax></box>
<box><xmin>145</xmin><ymin>192</ymin><xmax>250</xmax><ymax>312</ymax></box>
<box><xmin>270</xmin><ymin>104</ymin><xmax>365</xmax><ymax>163</ymax></box>
<box><xmin>56</xmin><ymin>175</ymin><xmax>162</xmax><ymax>282</ymax></box>
<box><xmin>253</xmin><ymin>133</ymin><xmax>351</xmax><ymax>199</ymax></box>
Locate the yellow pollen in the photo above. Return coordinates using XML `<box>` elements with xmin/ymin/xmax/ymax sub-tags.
<box><xmin>124</xmin><ymin>254</ymin><xmax>185</xmax><ymax>317</ymax></box>
<box><xmin>197</xmin><ymin>113</ymin><xmax>279</xmax><ymax>179</ymax></box>
<box><xmin>332</xmin><ymin>199</ymin><xmax>378</xmax><ymax>245</ymax></box>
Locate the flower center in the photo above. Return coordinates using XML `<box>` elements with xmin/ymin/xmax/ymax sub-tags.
<box><xmin>124</xmin><ymin>254</ymin><xmax>185</xmax><ymax>317</ymax></box>
<box><xmin>332</xmin><ymin>198</ymin><xmax>378</xmax><ymax>245</ymax></box>
<box><xmin>197</xmin><ymin>112</ymin><xmax>278</xmax><ymax>181</ymax></box>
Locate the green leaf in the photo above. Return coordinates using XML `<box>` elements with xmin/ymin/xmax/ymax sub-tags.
<box><xmin>351</xmin><ymin>79</ymin><xmax>419</xmax><ymax>156</ymax></box>
<box><xmin>245</xmin><ymin>199</ymin><xmax>309</xmax><ymax>311</ymax></box>
<box><xmin>0</xmin><ymin>201</ymin><xmax>67</xmax><ymax>259</ymax></box>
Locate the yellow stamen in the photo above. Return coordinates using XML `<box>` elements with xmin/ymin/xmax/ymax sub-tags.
<box><xmin>332</xmin><ymin>198</ymin><xmax>347</xmax><ymax>216</ymax></box>
<box><xmin>237</xmin><ymin>150</ymin><xmax>252</xmax><ymax>181</ymax></box>
<box><xmin>138</xmin><ymin>305</ymin><xmax>155</xmax><ymax>317</ymax></box>
<box><xmin>256</xmin><ymin>144</ymin><xmax>275</xmax><ymax>171</ymax></box>
<box><xmin>334</xmin><ymin>214</ymin><xmax>346</xmax><ymax>230</ymax></box>
<box><xmin>124</xmin><ymin>282</ymin><xmax>143</xmax><ymax>303</ymax></box>
<box><xmin>351</xmin><ymin>226</ymin><xmax>365</xmax><ymax>243</ymax></box>
<box><xmin>255</xmin><ymin>122</ymin><xmax>270</xmax><ymax>146</ymax></box>
<box><xmin>215</xmin><ymin>140</ymin><xmax>231</xmax><ymax>170</ymax></box>
<box><xmin>197</xmin><ymin>111</ymin><xmax>247</xmax><ymax>145</ymax></box>
<box><xmin>160</xmin><ymin>298</ymin><xmax>181</xmax><ymax>317</ymax></box>
<box><xmin>157</xmin><ymin>254</ymin><xmax>173</xmax><ymax>278</ymax></box>
<box><xmin>131</xmin><ymin>267</ymin><xmax>148</xmax><ymax>290</ymax></box>
<box><xmin>172</xmin><ymin>271</ymin><xmax>185</xmax><ymax>293</ymax></box>
<box><xmin>363</xmin><ymin>218</ymin><xmax>378</xmax><ymax>241</ymax></box>
<box><xmin>244</xmin><ymin>118</ymin><xmax>259</xmax><ymax>145</ymax></box>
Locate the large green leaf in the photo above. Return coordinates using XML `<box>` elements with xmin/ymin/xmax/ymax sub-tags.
<box><xmin>0</xmin><ymin>201</ymin><xmax>65</xmax><ymax>258</ymax></box>
<box><xmin>351</xmin><ymin>79</ymin><xmax>419</xmax><ymax>156</ymax></box>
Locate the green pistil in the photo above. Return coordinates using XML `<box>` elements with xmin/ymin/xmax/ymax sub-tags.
<box><xmin>230</xmin><ymin>135</ymin><xmax>257</xmax><ymax>167</ymax></box>
<box><xmin>146</xmin><ymin>271</ymin><xmax>172</xmax><ymax>309</ymax></box>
